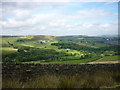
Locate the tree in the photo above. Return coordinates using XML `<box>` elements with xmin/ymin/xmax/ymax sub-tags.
<box><xmin>17</xmin><ymin>48</ymin><xmax>24</xmax><ymax>53</ymax></box>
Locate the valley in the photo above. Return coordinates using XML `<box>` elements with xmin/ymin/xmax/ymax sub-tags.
<box><xmin>1</xmin><ymin>35</ymin><xmax>120</xmax><ymax>64</ymax></box>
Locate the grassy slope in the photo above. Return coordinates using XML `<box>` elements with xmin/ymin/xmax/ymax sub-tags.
<box><xmin>1</xmin><ymin>47</ymin><xmax>17</xmax><ymax>55</ymax></box>
<box><xmin>2</xmin><ymin>37</ymin><xmax>20</xmax><ymax>45</ymax></box>
<box><xmin>1</xmin><ymin>37</ymin><xmax>18</xmax><ymax>56</ymax></box>
<box><xmin>1</xmin><ymin>35</ymin><xmax>81</xmax><ymax>55</ymax></box>
<box><xmin>97</xmin><ymin>55</ymin><xmax>120</xmax><ymax>61</ymax></box>
<box><xmin>2</xmin><ymin>35</ymin><xmax>56</xmax><ymax>48</ymax></box>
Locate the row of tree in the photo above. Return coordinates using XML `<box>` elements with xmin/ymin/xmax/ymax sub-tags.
<box><xmin>51</xmin><ymin>42</ymin><xmax>119</xmax><ymax>54</ymax></box>
<box><xmin>3</xmin><ymin>46</ymin><xmax>69</xmax><ymax>62</ymax></box>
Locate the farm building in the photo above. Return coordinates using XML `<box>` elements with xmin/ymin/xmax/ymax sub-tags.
<box><xmin>34</xmin><ymin>40</ymin><xmax>49</xmax><ymax>44</ymax></box>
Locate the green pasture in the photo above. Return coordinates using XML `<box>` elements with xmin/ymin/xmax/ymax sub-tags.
<box><xmin>97</xmin><ymin>55</ymin><xmax>120</xmax><ymax>61</ymax></box>
<box><xmin>2</xmin><ymin>36</ymin><xmax>59</xmax><ymax>50</ymax></box>
<box><xmin>2</xmin><ymin>37</ymin><xmax>20</xmax><ymax>44</ymax></box>
<box><xmin>1</xmin><ymin>47</ymin><xmax>17</xmax><ymax>55</ymax></box>
<box><xmin>28</xmin><ymin>57</ymin><xmax>100</xmax><ymax>64</ymax></box>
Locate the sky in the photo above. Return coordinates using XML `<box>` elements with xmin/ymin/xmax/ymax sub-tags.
<box><xmin>0</xmin><ymin>0</ymin><xmax>119</xmax><ymax>36</ymax></box>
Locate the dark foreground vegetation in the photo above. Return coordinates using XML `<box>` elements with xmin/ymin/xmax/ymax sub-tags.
<box><xmin>3</xmin><ymin>71</ymin><xmax>120</xmax><ymax>88</ymax></box>
<box><xmin>2</xmin><ymin>63</ymin><xmax>120</xmax><ymax>88</ymax></box>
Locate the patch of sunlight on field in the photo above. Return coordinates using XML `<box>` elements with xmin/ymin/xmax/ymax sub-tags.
<box><xmin>50</xmin><ymin>41</ymin><xmax>58</xmax><ymax>43</ymax></box>
<box><xmin>20</xmin><ymin>44</ymin><xmax>34</xmax><ymax>47</ymax></box>
<box><xmin>67</xmin><ymin>50</ymin><xmax>80</xmax><ymax>54</ymax></box>
<box><xmin>18</xmin><ymin>41</ymin><xmax>59</xmax><ymax>50</ymax></box>
<box><xmin>56</xmin><ymin>49</ymin><xmax>82</xmax><ymax>56</ymax></box>
<box><xmin>20</xmin><ymin>35</ymin><xmax>34</xmax><ymax>39</ymax></box>
<box><xmin>2</xmin><ymin>47</ymin><xmax>17</xmax><ymax>55</ymax></box>
<box><xmin>2</xmin><ymin>48</ymin><xmax>17</xmax><ymax>51</ymax></box>
<box><xmin>20</xmin><ymin>35</ymin><xmax>56</xmax><ymax>40</ymax></box>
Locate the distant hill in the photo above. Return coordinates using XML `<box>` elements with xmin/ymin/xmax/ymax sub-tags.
<box><xmin>1</xmin><ymin>35</ymin><xmax>22</xmax><ymax>38</ymax></box>
<box><xmin>57</xmin><ymin>35</ymin><xmax>119</xmax><ymax>46</ymax></box>
<box><xmin>20</xmin><ymin>35</ymin><xmax>56</xmax><ymax>40</ymax></box>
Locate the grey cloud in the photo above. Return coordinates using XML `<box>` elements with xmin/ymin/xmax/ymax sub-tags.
<box><xmin>1</xmin><ymin>2</ymin><xmax>69</xmax><ymax>17</ymax></box>
<box><xmin>1</xmin><ymin>2</ymin><xmax>67</xmax><ymax>10</ymax></box>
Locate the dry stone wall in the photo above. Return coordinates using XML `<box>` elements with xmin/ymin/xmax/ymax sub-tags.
<box><xmin>2</xmin><ymin>63</ymin><xmax>120</xmax><ymax>79</ymax></box>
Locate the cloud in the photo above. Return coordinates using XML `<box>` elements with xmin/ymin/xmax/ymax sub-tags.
<box><xmin>1</xmin><ymin>7</ymin><xmax>118</xmax><ymax>35</ymax></box>
<box><xmin>2</xmin><ymin>9</ymin><xmax>114</xmax><ymax>27</ymax></box>
<box><xmin>1</xmin><ymin>0</ymin><xmax>118</xmax><ymax>19</ymax></box>
<box><xmin>2</xmin><ymin>22</ymin><xmax>118</xmax><ymax>36</ymax></box>
<box><xmin>1</xmin><ymin>1</ymin><xmax>71</xmax><ymax>19</ymax></box>
<box><xmin>0</xmin><ymin>1</ymin><xmax>118</xmax><ymax>36</ymax></box>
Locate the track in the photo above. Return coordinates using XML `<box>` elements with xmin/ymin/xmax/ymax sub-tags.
<box><xmin>83</xmin><ymin>61</ymin><xmax>120</xmax><ymax>64</ymax></box>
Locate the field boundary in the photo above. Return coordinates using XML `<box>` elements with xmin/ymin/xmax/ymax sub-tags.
<box><xmin>2</xmin><ymin>63</ymin><xmax>120</xmax><ymax>79</ymax></box>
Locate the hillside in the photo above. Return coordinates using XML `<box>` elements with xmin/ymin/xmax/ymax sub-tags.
<box><xmin>20</xmin><ymin>35</ymin><xmax>56</xmax><ymax>40</ymax></box>
<box><xmin>1</xmin><ymin>35</ymin><xmax>120</xmax><ymax>63</ymax></box>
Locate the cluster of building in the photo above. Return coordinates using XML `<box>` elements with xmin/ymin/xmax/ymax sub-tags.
<box><xmin>34</xmin><ymin>40</ymin><xmax>49</xmax><ymax>44</ymax></box>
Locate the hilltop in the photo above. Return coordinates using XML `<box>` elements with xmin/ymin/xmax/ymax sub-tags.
<box><xmin>20</xmin><ymin>35</ymin><xmax>56</xmax><ymax>40</ymax></box>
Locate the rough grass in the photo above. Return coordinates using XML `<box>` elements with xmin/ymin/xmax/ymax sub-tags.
<box><xmin>3</xmin><ymin>71</ymin><xmax>120</xmax><ymax>88</ymax></box>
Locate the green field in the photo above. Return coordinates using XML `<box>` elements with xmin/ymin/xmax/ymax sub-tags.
<box><xmin>97</xmin><ymin>55</ymin><xmax>120</xmax><ymax>61</ymax></box>
<box><xmin>27</xmin><ymin>57</ymin><xmax>101</xmax><ymax>64</ymax></box>
<box><xmin>1</xmin><ymin>47</ymin><xmax>17</xmax><ymax>55</ymax></box>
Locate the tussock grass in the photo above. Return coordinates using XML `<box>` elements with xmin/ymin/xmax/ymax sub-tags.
<box><xmin>2</xmin><ymin>71</ymin><xmax>120</xmax><ymax>88</ymax></box>
<box><xmin>3</xmin><ymin>78</ymin><xmax>21</xmax><ymax>88</ymax></box>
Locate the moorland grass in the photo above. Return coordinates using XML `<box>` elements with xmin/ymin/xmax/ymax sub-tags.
<box><xmin>2</xmin><ymin>71</ymin><xmax>120</xmax><ymax>88</ymax></box>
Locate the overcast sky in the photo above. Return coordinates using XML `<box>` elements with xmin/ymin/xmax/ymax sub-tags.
<box><xmin>0</xmin><ymin>0</ymin><xmax>118</xmax><ymax>36</ymax></box>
